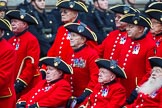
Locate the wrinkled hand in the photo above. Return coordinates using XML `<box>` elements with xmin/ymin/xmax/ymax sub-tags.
<box><xmin>16</xmin><ymin>101</ymin><xmax>26</xmax><ymax>108</ymax></box>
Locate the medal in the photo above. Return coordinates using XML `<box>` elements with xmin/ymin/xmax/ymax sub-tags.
<box><xmin>132</xmin><ymin>43</ymin><xmax>140</xmax><ymax>54</ymax></box>
<box><xmin>120</xmin><ymin>36</ymin><xmax>126</xmax><ymax>44</ymax></box>
<box><xmin>101</xmin><ymin>88</ymin><xmax>108</xmax><ymax>97</ymax></box>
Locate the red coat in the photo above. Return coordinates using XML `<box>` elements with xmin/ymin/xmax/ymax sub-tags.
<box><xmin>118</xmin><ymin>32</ymin><xmax>156</xmax><ymax>98</ymax></box>
<box><xmin>125</xmin><ymin>88</ymin><xmax>162</xmax><ymax>108</ymax></box>
<box><xmin>80</xmin><ymin>80</ymin><xmax>126</xmax><ymax>108</ymax></box>
<box><xmin>64</xmin><ymin>45</ymin><xmax>99</xmax><ymax>97</ymax></box>
<box><xmin>98</xmin><ymin>30</ymin><xmax>128</xmax><ymax>60</ymax></box>
<box><xmin>8</xmin><ymin>31</ymin><xmax>41</xmax><ymax>98</ymax></box>
<box><xmin>18</xmin><ymin>79</ymin><xmax>72</xmax><ymax>108</ymax></box>
<box><xmin>153</xmin><ymin>34</ymin><xmax>162</xmax><ymax>57</ymax></box>
<box><xmin>47</xmin><ymin>26</ymin><xmax>73</xmax><ymax>61</ymax></box>
<box><xmin>0</xmin><ymin>39</ymin><xmax>17</xmax><ymax>108</ymax></box>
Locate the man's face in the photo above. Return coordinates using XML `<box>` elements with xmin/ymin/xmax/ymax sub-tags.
<box><xmin>69</xmin><ymin>32</ymin><xmax>86</xmax><ymax>49</ymax></box>
<box><xmin>126</xmin><ymin>24</ymin><xmax>144</xmax><ymax>39</ymax></box>
<box><xmin>60</xmin><ymin>8</ymin><xmax>78</xmax><ymax>23</ymax></box>
<box><xmin>115</xmin><ymin>13</ymin><xmax>127</xmax><ymax>30</ymax></box>
<box><xmin>98</xmin><ymin>68</ymin><xmax>115</xmax><ymax>85</ymax></box>
<box><xmin>34</xmin><ymin>0</ymin><xmax>45</xmax><ymax>10</ymax></box>
<box><xmin>11</xmin><ymin>19</ymin><xmax>27</xmax><ymax>34</ymax></box>
<box><xmin>46</xmin><ymin>66</ymin><xmax>62</xmax><ymax>83</ymax></box>
<box><xmin>0</xmin><ymin>10</ymin><xmax>5</xmax><ymax>18</ymax></box>
<box><xmin>150</xmin><ymin>18</ymin><xmax>162</xmax><ymax>36</ymax></box>
<box><xmin>150</xmin><ymin>66</ymin><xmax>162</xmax><ymax>80</ymax></box>
<box><xmin>94</xmin><ymin>0</ymin><xmax>109</xmax><ymax>10</ymax></box>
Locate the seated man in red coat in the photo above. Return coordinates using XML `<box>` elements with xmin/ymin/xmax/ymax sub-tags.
<box><xmin>16</xmin><ymin>57</ymin><xmax>73</xmax><ymax>108</ymax></box>
<box><xmin>124</xmin><ymin>57</ymin><xmax>162</xmax><ymax>108</ymax></box>
<box><xmin>79</xmin><ymin>59</ymin><xmax>127</xmax><ymax>108</ymax></box>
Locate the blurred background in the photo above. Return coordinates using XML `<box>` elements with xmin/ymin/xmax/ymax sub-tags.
<box><xmin>7</xmin><ymin>0</ymin><xmax>154</xmax><ymax>11</ymax></box>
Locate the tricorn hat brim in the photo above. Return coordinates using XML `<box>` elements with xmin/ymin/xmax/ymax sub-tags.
<box><xmin>56</xmin><ymin>0</ymin><xmax>88</xmax><ymax>12</ymax></box>
<box><xmin>149</xmin><ymin>57</ymin><xmax>162</xmax><ymax>68</ymax></box>
<box><xmin>0</xmin><ymin>18</ymin><xmax>12</xmax><ymax>31</ymax></box>
<box><xmin>39</xmin><ymin>57</ymin><xmax>73</xmax><ymax>74</ymax></box>
<box><xmin>95</xmin><ymin>59</ymin><xmax>127</xmax><ymax>79</ymax></box>
<box><xmin>119</xmin><ymin>13</ymin><xmax>152</xmax><ymax>28</ymax></box>
<box><xmin>6</xmin><ymin>10</ymin><xmax>38</xmax><ymax>25</ymax></box>
<box><xmin>64</xmin><ymin>22</ymin><xmax>97</xmax><ymax>41</ymax></box>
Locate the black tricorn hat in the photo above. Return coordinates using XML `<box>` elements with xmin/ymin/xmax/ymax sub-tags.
<box><xmin>6</xmin><ymin>9</ymin><xmax>38</xmax><ymax>25</ymax></box>
<box><xmin>149</xmin><ymin>57</ymin><xmax>162</xmax><ymax>68</ymax></box>
<box><xmin>95</xmin><ymin>59</ymin><xmax>127</xmax><ymax>79</ymax></box>
<box><xmin>145</xmin><ymin>9</ymin><xmax>162</xmax><ymax>23</ymax></box>
<box><xmin>64</xmin><ymin>22</ymin><xmax>97</xmax><ymax>41</ymax></box>
<box><xmin>0</xmin><ymin>18</ymin><xmax>12</xmax><ymax>31</ymax></box>
<box><xmin>110</xmin><ymin>5</ymin><xmax>137</xmax><ymax>14</ymax></box>
<box><xmin>39</xmin><ymin>57</ymin><xmax>73</xmax><ymax>74</ymax></box>
<box><xmin>119</xmin><ymin>12</ymin><xmax>152</xmax><ymax>28</ymax></box>
<box><xmin>147</xmin><ymin>2</ymin><xmax>162</xmax><ymax>10</ymax></box>
<box><xmin>56</xmin><ymin>0</ymin><xmax>88</xmax><ymax>12</ymax></box>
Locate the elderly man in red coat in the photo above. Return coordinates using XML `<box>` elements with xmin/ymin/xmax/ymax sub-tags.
<box><xmin>145</xmin><ymin>4</ymin><xmax>162</xmax><ymax>57</ymax></box>
<box><xmin>118</xmin><ymin>12</ymin><xmax>156</xmax><ymax>101</ymax></box>
<box><xmin>63</xmin><ymin>22</ymin><xmax>99</xmax><ymax>108</ymax></box>
<box><xmin>80</xmin><ymin>59</ymin><xmax>127</xmax><ymax>108</ymax></box>
<box><xmin>16</xmin><ymin>57</ymin><xmax>73</xmax><ymax>108</ymax></box>
<box><xmin>98</xmin><ymin>4</ymin><xmax>137</xmax><ymax>60</ymax></box>
<box><xmin>0</xmin><ymin>19</ymin><xmax>17</xmax><ymax>108</ymax></box>
<box><xmin>124</xmin><ymin>57</ymin><xmax>162</xmax><ymax>108</ymax></box>
<box><xmin>6</xmin><ymin>9</ymin><xmax>41</xmax><ymax>99</ymax></box>
<box><xmin>47</xmin><ymin>0</ymin><xmax>88</xmax><ymax>60</ymax></box>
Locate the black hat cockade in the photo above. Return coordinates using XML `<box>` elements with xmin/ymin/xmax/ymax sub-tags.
<box><xmin>147</xmin><ymin>2</ymin><xmax>162</xmax><ymax>11</ymax></box>
<box><xmin>0</xmin><ymin>18</ymin><xmax>12</xmax><ymax>31</ymax></box>
<box><xmin>110</xmin><ymin>4</ymin><xmax>137</xmax><ymax>14</ymax></box>
<box><xmin>39</xmin><ymin>57</ymin><xmax>73</xmax><ymax>74</ymax></box>
<box><xmin>149</xmin><ymin>57</ymin><xmax>162</xmax><ymax>68</ymax></box>
<box><xmin>95</xmin><ymin>59</ymin><xmax>127</xmax><ymax>79</ymax></box>
<box><xmin>64</xmin><ymin>22</ymin><xmax>97</xmax><ymax>41</ymax></box>
<box><xmin>119</xmin><ymin>12</ymin><xmax>152</xmax><ymax>28</ymax></box>
<box><xmin>145</xmin><ymin>9</ymin><xmax>162</xmax><ymax>23</ymax></box>
<box><xmin>6</xmin><ymin>9</ymin><xmax>38</xmax><ymax>25</ymax></box>
<box><xmin>56</xmin><ymin>0</ymin><xmax>88</xmax><ymax>12</ymax></box>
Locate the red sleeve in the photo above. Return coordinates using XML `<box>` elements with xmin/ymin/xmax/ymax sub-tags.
<box><xmin>87</xmin><ymin>50</ymin><xmax>99</xmax><ymax>91</ymax></box>
<box><xmin>18</xmin><ymin>37</ymin><xmax>40</xmax><ymax>85</ymax></box>
<box><xmin>106</xmin><ymin>86</ymin><xmax>126</xmax><ymax>108</ymax></box>
<box><xmin>138</xmin><ymin>45</ymin><xmax>155</xmax><ymax>86</ymax></box>
<box><xmin>0</xmin><ymin>47</ymin><xmax>16</xmax><ymax>88</ymax></box>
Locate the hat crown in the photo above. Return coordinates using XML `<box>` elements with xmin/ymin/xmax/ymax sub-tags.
<box><xmin>110</xmin><ymin>60</ymin><xmax>117</xmax><ymax>69</ymax></box>
<box><xmin>69</xmin><ymin>1</ymin><xmax>75</xmax><ymax>8</ymax></box>
<box><xmin>77</xmin><ymin>22</ymin><xmax>87</xmax><ymax>33</ymax></box>
<box><xmin>123</xmin><ymin>6</ymin><xmax>130</xmax><ymax>14</ymax></box>
<box><xmin>20</xmin><ymin>9</ymin><xmax>27</xmax><ymax>19</ymax></box>
<box><xmin>53</xmin><ymin>57</ymin><xmax>61</xmax><ymax>67</ymax></box>
<box><xmin>132</xmin><ymin>12</ymin><xmax>141</xmax><ymax>24</ymax></box>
